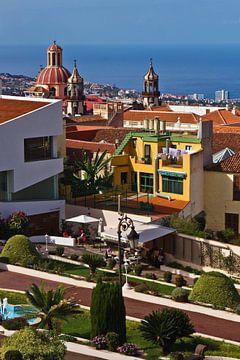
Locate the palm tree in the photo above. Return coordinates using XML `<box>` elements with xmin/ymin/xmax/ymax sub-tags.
<box><xmin>26</xmin><ymin>283</ymin><xmax>81</xmax><ymax>330</ymax></box>
<box><xmin>74</xmin><ymin>149</ymin><xmax>112</xmax><ymax>191</ymax></box>
<box><xmin>82</xmin><ymin>253</ymin><xmax>106</xmax><ymax>276</ymax></box>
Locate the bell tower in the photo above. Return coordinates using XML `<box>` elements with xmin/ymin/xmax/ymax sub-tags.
<box><xmin>66</xmin><ymin>60</ymin><xmax>85</xmax><ymax>115</ymax></box>
<box><xmin>142</xmin><ymin>59</ymin><xmax>160</xmax><ymax>108</ymax></box>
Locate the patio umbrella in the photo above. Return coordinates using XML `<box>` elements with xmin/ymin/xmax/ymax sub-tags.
<box><xmin>66</xmin><ymin>214</ymin><xmax>99</xmax><ymax>224</ymax></box>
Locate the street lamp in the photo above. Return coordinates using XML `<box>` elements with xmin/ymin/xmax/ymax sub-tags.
<box><xmin>117</xmin><ymin>214</ymin><xmax>139</xmax><ymax>291</ymax></box>
<box><xmin>45</xmin><ymin>234</ymin><xmax>48</xmax><ymax>252</ymax></box>
<box><xmin>123</xmin><ymin>261</ymin><xmax>131</xmax><ymax>290</ymax></box>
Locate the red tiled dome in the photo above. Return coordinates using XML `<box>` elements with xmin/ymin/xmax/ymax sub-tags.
<box><xmin>48</xmin><ymin>42</ymin><xmax>62</xmax><ymax>52</ymax></box>
<box><xmin>36</xmin><ymin>66</ymin><xmax>71</xmax><ymax>85</ymax></box>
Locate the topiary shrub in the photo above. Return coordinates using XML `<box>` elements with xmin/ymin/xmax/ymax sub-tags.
<box><xmin>0</xmin><ymin>235</ymin><xmax>40</xmax><ymax>267</ymax></box>
<box><xmin>216</xmin><ymin>228</ymin><xmax>235</xmax><ymax>243</ymax></box>
<box><xmin>189</xmin><ymin>271</ymin><xmax>240</xmax><ymax>310</ymax></box>
<box><xmin>4</xmin><ymin>350</ymin><xmax>23</xmax><ymax>360</ymax></box>
<box><xmin>2</xmin><ymin>317</ymin><xmax>28</xmax><ymax>330</ymax></box>
<box><xmin>90</xmin><ymin>281</ymin><xmax>126</xmax><ymax>344</ymax></box>
<box><xmin>134</xmin><ymin>283</ymin><xmax>149</xmax><ymax>293</ymax></box>
<box><xmin>107</xmin><ymin>258</ymin><xmax>116</xmax><ymax>270</ymax></box>
<box><xmin>171</xmin><ymin>288</ymin><xmax>189</xmax><ymax>302</ymax></box>
<box><xmin>164</xmin><ymin>271</ymin><xmax>172</xmax><ymax>283</ymax></box>
<box><xmin>175</xmin><ymin>274</ymin><xmax>186</xmax><ymax>287</ymax></box>
<box><xmin>134</xmin><ymin>264</ymin><xmax>143</xmax><ymax>276</ymax></box>
<box><xmin>70</xmin><ymin>254</ymin><xmax>79</xmax><ymax>261</ymax></box>
<box><xmin>106</xmin><ymin>331</ymin><xmax>120</xmax><ymax>351</ymax></box>
<box><xmin>0</xmin><ymin>327</ymin><xmax>66</xmax><ymax>360</ymax></box>
<box><xmin>55</xmin><ymin>246</ymin><xmax>64</xmax><ymax>257</ymax></box>
<box><xmin>140</xmin><ymin>308</ymin><xmax>194</xmax><ymax>354</ymax></box>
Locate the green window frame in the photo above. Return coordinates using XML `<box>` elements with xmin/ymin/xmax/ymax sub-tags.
<box><xmin>140</xmin><ymin>173</ymin><xmax>153</xmax><ymax>193</ymax></box>
<box><xmin>162</xmin><ymin>175</ymin><xmax>183</xmax><ymax>195</ymax></box>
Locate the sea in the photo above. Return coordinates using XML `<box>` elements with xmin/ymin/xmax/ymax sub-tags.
<box><xmin>1</xmin><ymin>43</ymin><xmax>240</xmax><ymax>99</ymax></box>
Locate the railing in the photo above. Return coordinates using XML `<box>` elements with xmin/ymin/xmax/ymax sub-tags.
<box><xmin>135</xmin><ymin>156</ymin><xmax>152</xmax><ymax>165</ymax></box>
<box><xmin>162</xmin><ymin>157</ymin><xmax>183</xmax><ymax>168</ymax></box>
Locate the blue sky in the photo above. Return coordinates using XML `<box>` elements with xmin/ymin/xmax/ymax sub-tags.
<box><xmin>1</xmin><ymin>0</ymin><xmax>240</xmax><ymax>45</ymax></box>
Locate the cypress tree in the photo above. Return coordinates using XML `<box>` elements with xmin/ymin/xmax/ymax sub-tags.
<box><xmin>90</xmin><ymin>280</ymin><xmax>126</xmax><ymax>344</ymax></box>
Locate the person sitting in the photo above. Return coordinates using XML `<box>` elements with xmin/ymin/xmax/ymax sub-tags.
<box><xmin>157</xmin><ymin>248</ymin><xmax>165</xmax><ymax>265</ymax></box>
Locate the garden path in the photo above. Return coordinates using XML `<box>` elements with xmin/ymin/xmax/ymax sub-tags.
<box><xmin>0</xmin><ymin>271</ymin><xmax>239</xmax><ymax>342</ymax></box>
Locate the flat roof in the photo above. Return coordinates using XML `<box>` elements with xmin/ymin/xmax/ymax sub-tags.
<box><xmin>0</xmin><ymin>98</ymin><xmax>49</xmax><ymax>124</ymax></box>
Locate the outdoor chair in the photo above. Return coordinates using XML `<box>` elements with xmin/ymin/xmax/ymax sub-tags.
<box><xmin>184</xmin><ymin>344</ymin><xmax>207</xmax><ymax>360</ymax></box>
<box><xmin>171</xmin><ymin>344</ymin><xmax>207</xmax><ymax>360</ymax></box>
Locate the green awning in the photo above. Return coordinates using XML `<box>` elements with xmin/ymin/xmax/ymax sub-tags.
<box><xmin>158</xmin><ymin>170</ymin><xmax>186</xmax><ymax>178</ymax></box>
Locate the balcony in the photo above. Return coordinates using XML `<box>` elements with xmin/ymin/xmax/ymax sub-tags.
<box><xmin>135</xmin><ymin>156</ymin><xmax>152</xmax><ymax>165</ymax></box>
<box><xmin>161</xmin><ymin>156</ymin><xmax>183</xmax><ymax>169</ymax></box>
<box><xmin>111</xmin><ymin>154</ymin><xmax>130</xmax><ymax>166</ymax></box>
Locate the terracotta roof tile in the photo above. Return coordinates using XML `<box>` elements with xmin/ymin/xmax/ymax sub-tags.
<box><xmin>211</xmin><ymin>125</ymin><xmax>240</xmax><ymax>153</ymax></box>
<box><xmin>206</xmin><ymin>151</ymin><xmax>240</xmax><ymax>173</ymax></box>
<box><xmin>123</xmin><ymin>110</ymin><xmax>199</xmax><ymax>123</ymax></box>
<box><xmin>0</xmin><ymin>99</ymin><xmax>49</xmax><ymax>124</ymax></box>
<box><xmin>202</xmin><ymin>109</ymin><xmax>240</xmax><ymax>125</ymax></box>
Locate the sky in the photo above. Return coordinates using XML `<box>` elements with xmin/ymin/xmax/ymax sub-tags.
<box><xmin>1</xmin><ymin>0</ymin><xmax>240</xmax><ymax>45</ymax></box>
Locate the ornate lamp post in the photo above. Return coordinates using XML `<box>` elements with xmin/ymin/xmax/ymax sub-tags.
<box><xmin>45</xmin><ymin>234</ymin><xmax>49</xmax><ymax>252</ymax></box>
<box><xmin>117</xmin><ymin>214</ymin><xmax>139</xmax><ymax>291</ymax></box>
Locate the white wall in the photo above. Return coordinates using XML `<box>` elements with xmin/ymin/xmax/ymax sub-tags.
<box><xmin>0</xmin><ymin>97</ymin><xmax>63</xmax><ymax>192</ymax></box>
<box><xmin>169</xmin><ymin>105</ymin><xmax>226</xmax><ymax>116</ymax></box>
<box><xmin>0</xmin><ymin>199</ymin><xmax>65</xmax><ymax>219</ymax></box>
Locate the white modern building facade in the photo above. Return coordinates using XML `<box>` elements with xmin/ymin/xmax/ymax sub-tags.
<box><xmin>0</xmin><ymin>95</ymin><xmax>65</xmax><ymax>234</ymax></box>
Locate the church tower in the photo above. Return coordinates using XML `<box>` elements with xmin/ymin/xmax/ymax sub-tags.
<box><xmin>142</xmin><ymin>59</ymin><xmax>160</xmax><ymax>108</ymax></box>
<box><xmin>35</xmin><ymin>41</ymin><xmax>71</xmax><ymax>99</ymax></box>
<box><xmin>66</xmin><ymin>60</ymin><xmax>85</xmax><ymax>116</ymax></box>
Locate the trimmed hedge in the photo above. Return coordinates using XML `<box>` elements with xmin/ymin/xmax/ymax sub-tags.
<box><xmin>0</xmin><ymin>235</ymin><xmax>40</xmax><ymax>266</ymax></box>
<box><xmin>189</xmin><ymin>271</ymin><xmax>240</xmax><ymax>309</ymax></box>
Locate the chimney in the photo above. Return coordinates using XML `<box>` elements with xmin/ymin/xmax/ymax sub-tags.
<box><xmin>232</xmin><ymin>106</ymin><xmax>237</xmax><ymax>116</ymax></box>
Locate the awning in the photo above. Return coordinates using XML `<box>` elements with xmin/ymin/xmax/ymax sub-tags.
<box><xmin>158</xmin><ymin>170</ymin><xmax>186</xmax><ymax>178</ymax></box>
<box><xmin>66</xmin><ymin>215</ymin><xmax>99</xmax><ymax>224</ymax></box>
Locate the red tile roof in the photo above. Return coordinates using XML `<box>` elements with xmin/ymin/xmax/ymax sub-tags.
<box><xmin>212</xmin><ymin>125</ymin><xmax>240</xmax><ymax>153</ymax></box>
<box><xmin>0</xmin><ymin>99</ymin><xmax>49</xmax><ymax>124</ymax></box>
<box><xmin>206</xmin><ymin>151</ymin><xmax>240</xmax><ymax>173</ymax></box>
<box><xmin>123</xmin><ymin>109</ymin><xmax>199</xmax><ymax>123</ymax></box>
<box><xmin>202</xmin><ymin>109</ymin><xmax>240</xmax><ymax>125</ymax></box>
<box><xmin>66</xmin><ymin>139</ymin><xmax>116</xmax><ymax>154</ymax></box>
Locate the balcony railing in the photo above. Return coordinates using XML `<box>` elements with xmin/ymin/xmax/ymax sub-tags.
<box><xmin>135</xmin><ymin>157</ymin><xmax>152</xmax><ymax>165</ymax></box>
<box><xmin>162</xmin><ymin>156</ymin><xmax>183</xmax><ymax>168</ymax></box>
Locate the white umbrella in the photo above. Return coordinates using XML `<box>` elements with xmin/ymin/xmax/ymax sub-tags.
<box><xmin>66</xmin><ymin>214</ymin><xmax>99</xmax><ymax>224</ymax></box>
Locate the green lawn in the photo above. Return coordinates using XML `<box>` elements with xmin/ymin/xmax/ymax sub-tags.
<box><xmin>61</xmin><ymin>310</ymin><xmax>240</xmax><ymax>359</ymax></box>
<box><xmin>1</xmin><ymin>289</ymin><xmax>240</xmax><ymax>359</ymax></box>
<box><xmin>0</xmin><ymin>290</ymin><xmax>27</xmax><ymax>305</ymax></box>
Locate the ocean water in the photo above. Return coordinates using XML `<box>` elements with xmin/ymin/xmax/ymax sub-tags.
<box><xmin>0</xmin><ymin>44</ymin><xmax>240</xmax><ymax>99</ymax></box>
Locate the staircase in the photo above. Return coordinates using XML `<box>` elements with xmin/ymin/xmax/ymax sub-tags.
<box><xmin>114</xmin><ymin>133</ymin><xmax>132</xmax><ymax>155</ymax></box>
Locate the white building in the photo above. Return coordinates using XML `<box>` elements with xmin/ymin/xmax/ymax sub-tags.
<box><xmin>215</xmin><ymin>89</ymin><xmax>229</xmax><ymax>102</ymax></box>
<box><xmin>0</xmin><ymin>95</ymin><xmax>65</xmax><ymax>235</ymax></box>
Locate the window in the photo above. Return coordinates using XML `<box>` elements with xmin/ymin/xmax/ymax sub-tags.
<box><xmin>162</xmin><ymin>175</ymin><xmax>183</xmax><ymax>194</ymax></box>
<box><xmin>185</xmin><ymin>145</ymin><xmax>192</xmax><ymax>151</ymax></box>
<box><xmin>171</xmin><ymin>144</ymin><xmax>177</xmax><ymax>149</ymax></box>
<box><xmin>140</xmin><ymin>173</ymin><xmax>153</xmax><ymax>193</ymax></box>
<box><xmin>144</xmin><ymin>144</ymin><xmax>151</xmax><ymax>164</ymax></box>
<box><xmin>225</xmin><ymin>213</ymin><xmax>239</xmax><ymax>234</ymax></box>
<box><xmin>233</xmin><ymin>175</ymin><xmax>240</xmax><ymax>200</ymax></box>
<box><xmin>121</xmin><ymin>172</ymin><xmax>128</xmax><ymax>184</ymax></box>
<box><xmin>24</xmin><ymin>136</ymin><xmax>53</xmax><ymax>162</ymax></box>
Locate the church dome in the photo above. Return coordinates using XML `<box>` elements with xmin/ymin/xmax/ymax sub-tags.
<box><xmin>48</xmin><ymin>42</ymin><xmax>62</xmax><ymax>52</ymax></box>
<box><xmin>144</xmin><ymin>59</ymin><xmax>158</xmax><ymax>81</ymax></box>
<box><xmin>36</xmin><ymin>66</ymin><xmax>71</xmax><ymax>85</ymax></box>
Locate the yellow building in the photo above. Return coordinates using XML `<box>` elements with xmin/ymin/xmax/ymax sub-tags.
<box><xmin>112</xmin><ymin>120</ymin><xmax>212</xmax><ymax>217</ymax></box>
<box><xmin>205</xmin><ymin>151</ymin><xmax>240</xmax><ymax>234</ymax></box>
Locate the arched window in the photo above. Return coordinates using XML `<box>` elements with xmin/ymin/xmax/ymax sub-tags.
<box><xmin>49</xmin><ymin>87</ymin><xmax>56</xmax><ymax>97</ymax></box>
<box><xmin>52</xmin><ymin>53</ymin><xmax>56</xmax><ymax>66</ymax></box>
